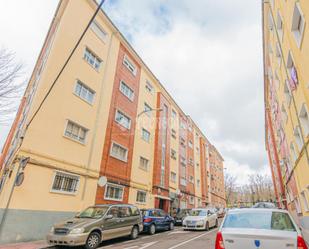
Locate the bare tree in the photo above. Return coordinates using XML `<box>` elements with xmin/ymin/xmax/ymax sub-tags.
<box><xmin>0</xmin><ymin>48</ymin><xmax>24</xmax><ymax>124</ymax></box>
<box><xmin>224</xmin><ymin>173</ymin><xmax>238</xmax><ymax>207</ymax></box>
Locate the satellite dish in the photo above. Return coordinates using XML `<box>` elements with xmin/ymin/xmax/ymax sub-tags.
<box><xmin>15</xmin><ymin>172</ymin><xmax>25</xmax><ymax>186</ymax></box>
<box><xmin>98</xmin><ymin>176</ymin><xmax>107</xmax><ymax>187</ymax></box>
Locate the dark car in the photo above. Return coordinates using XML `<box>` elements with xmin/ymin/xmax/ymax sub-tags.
<box><xmin>47</xmin><ymin>205</ymin><xmax>143</xmax><ymax>249</ymax></box>
<box><xmin>252</xmin><ymin>202</ymin><xmax>277</xmax><ymax>209</ymax></box>
<box><xmin>141</xmin><ymin>209</ymin><xmax>174</xmax><ymax>235</ymax></box>
<box><xmin>174</xmin><ymin>209</ymin><xmax>191</xmax><ymax>225</ymax></box>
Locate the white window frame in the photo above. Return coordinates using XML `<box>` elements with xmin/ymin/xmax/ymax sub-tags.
<box><xmin>299</xmin><ymin>103</ymin><xmax>309</xmax><ymax>137</ymax></box>
<box><xmin>119</xmin><ymin>80</ymin><xmax>134</xmax><ymax>101</ymax></box>
<box><xmin>291</xmin><ymin>2</ymin><xmax>306</xmax><ymax>48</ymax></box>
<box><xmin>145</xmin><ymin>81</ymin><xmax>154</xmax><ymax>94</ymax></box>
<box><xmin>74</xmin><ymin>80</ymin><xmax>95</xmax><ymax>104</ymax></box>
<box><xmin>136</xmin><ymin>190</ymin><xmax>147</xmax><ymax>204</ymax></box>
<box><xmin>110</xmin><ymin>141</ymin><xmax>128</xmax><ymax>162</ymax></box>
<box><xmin>144</xmin><ymin>103</ymin><xmax>152</xmax><ymax>117</ymax></box>
<box><xmin>123</xmin><ymin>55</ymin><xmax>137</xmax><ymax>76</ymax></box>
<box><xmin>294</xmin><ymin>126</ymin><xmax>304</xmax><ymax>151</ymax></box>
<box><xmin>115</xmin><ymin>109</ymin><xmax>131</xmax><ymax>129</ymax></box>
<box><xmin>90</xmin><ymin>20</ymin><xmax>108</xmax><ymax>43</ymax></box>
<box><xmin>139</xmin><ymin>156</ymin><xmax>149</xmax><ymax>171</ymax></box>
<box><xmin>171</xmin><ymin>172</ymin><xmax>177</xmax><ymax>182</ymax></box>
<box><xmin>83</xmin><ymin>47</ymin><xmax>102</xmax><ymax>70</ymax></box>
<box><xmin>64</xmin><ymin>120</ymin><xmax>88</xmax><ymax>144</ymax></box>
<box><xmin>141</xmin><ymin>128</ymin><xmax>150</xmax><ymax>143</ymax></box>
<box><xmin>189</xmin><ymin>196</ymin><xmax>194</xmax><ymax>205</ymax></box>
<box><xmin>277</xmin><ymin>11</ymin><xmax>284</xmax><ymax>41</ymax></box>
<box><xmin>50</xmin><ymin>170</ymin><xmax>80</xmax><ymax>195</ymax></box>
<box><xmin>301</xmin><ymin>191</ymin><xmax>309</xmax><ymax>212</ymax></box>
<box><xmin>104</xmin><ymin>183</ymin><xmax>124</xmax><ymax>201</ymax></box>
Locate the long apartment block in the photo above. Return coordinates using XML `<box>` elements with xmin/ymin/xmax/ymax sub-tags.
<box><xmin>262</xmin><ymin>0</ymin><xmax>309</xmax><ymax>238</ymax></box>
<box><xmin>0</xmin><ymin>0</ymin><xmax>225</xmax><ymax>243</ymax></box>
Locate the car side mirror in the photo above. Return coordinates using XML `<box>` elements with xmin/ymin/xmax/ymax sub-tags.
<box><xmin>105</xmin><ymin>214</ymin><xmax>113</xmax><ymax>220</ymax></box>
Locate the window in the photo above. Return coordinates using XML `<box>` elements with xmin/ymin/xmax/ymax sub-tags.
<box><xmin>136</xmin><ymin>191</ymin><xmax>147</xmax><ymax>203</ymax></box>
<box><xmin>295</xmin><ymin>197</ymin><xmax>302</xmax><ymax>214</ymax></box>
<box><xmin>141</xmin><ymin>128</ymin><xmax>150</xmax><ymax>142</ymax></box>
<box><xmin>104</xmin><ymin>183</ymin><xmax>124</xmax><ymax>201</ymax></box>
<box><xmin>294</xmin><ymin>126</ymin><xmax>303</xmax><ymax>151</ymax></box>
<box><xmin>110</xmin><ymin>142</ymin><xmax>128</xmax><ymax>162</ymax></box>
<box><xmin>188</xmin><ymin>126</ymin><xmax>192</xmax><ymax>132</ymax></box>
<box><xmin>180</xmin><ymin>122</ymin><xmax>186</xmax><ymax>129</ymax></box>
<box><xmin>189</xmin><ymin>158</ymin><xmax>193</xmax><ymax>165</ymax></box>
<box><xmin>115</xmin><ymin>110</ymin><xmax>131</xmax><ymax>129</ymax></box>
<box><xmin>171</xmin><ymin>149</ymin><xmax>177</xmax><ymax>159</ymax></box>
<box><xmin>284</xmin><ymin>81</ymin><xmax>291</xmax><ymax>106</ymax></box>
<box><xmin>275</xmin><ymin>43</ymin><xmax>282</xmax><ymax>65</ymax></box>
<box><xmin>91</xmin><ymin>21</ymin><xmax>107</xmax><ymax>42</ymax></box>
<box><xmin>281</xmin><ymin>104</ymin><xmax>288</xmax><ymax>124</ymax></box>
<box><xmin>123</xmin><ymin>55</ymin><xmax>137</xmax><ymax>76</ymax></box>
<box><xmin>301</xmin><ymin>191</ymin><xmax>309</xmax><ymax>212</ymax></box>
<box><xmin>276</xmin><ymin>11</ymin><xmax>283</xmax><ymax>40</ymax></box>
<box><xmin>145</xmin><ymin>81</ymin><xmax>154</xmax><ymax>94</ymax></box>
<box><xmin>196</xmin><ymin>162</ymin><xmax>200</xmax><ymax>167</ymax></box>
<box><xmin>180</xmin><ymin>156</ymin><xmax>186</xmax><ymax>165</ymax></box>
<box><xmin>144</xmin><ymin>103</ymin><xmax>152</xmax><ymax>116</ymax></box>
<box><xmin>268</xmin><ymin>12</ymin><xmax>274</xmax><ymax>31</ymax></box>
<box><xmin>189</xmin><ymin>196</ymin><xmax>194</xmax><ymax>205</ymax></box>
<box><xmin>84</xmin><ymin>48</ymin><xmax>101</xmax><ymax>70</ymax></box>
<box><xmin>180</xmin><ymin>177</ymin><xmax>187</xmax><ymax>186</ymax></box>
<box><xmin>74</xmin><ymin>80</ymin><xmax>95</xmax><ymax>104</ymax></box>
<box><xmin>189</xmin><ymin>175</ymin><xmax>194</xmax><ymax>183</ymax></box>
<box><xmin>172</xmin><ymin>110</ymin><xmax>177</xmax><ymax>119</ymax></box>
<box><xmin>299</xmin><ymin>104</ymin><xmax>309</xmax><ymax>137</ymax></box>
<box><xmin>291</xmin><ymin>2</ymin><xmax>305</xmax><ymax>48</ymax></box>
<box><xmin>171</xmin><ymin>172</ymin><xmax>176</xmax><ymax>182</ymax></box>
<box><xmin>119</xmin><ymin>206</ymin><xmax>131</xmax><ymax>217</ymax></box>
<box><xmin>188</xmin><ymin>141</ymin><xmax>193</xmax><ymax>148</ymax></box>
<box><xmin>171</xmin><ymin>129</ymin><xmax>177</xmax><ymax>139</ymax></box>
<box><xmin>139</xmin><ymin>156</ymin><xmax>149</xmax><ymax>171</ymax></box>
<box><xmin>65</xmin><ymin>121</ymin><xmax>88</xmax><ymax>143</ymax></box>
<box><xmin>290</xmin><ymin>142</ymin><xmax>298</xmax><ymax>164</ymax></box>
<box><xmin>197</xmin><ymin>179</ymin><xmax>200</xmax><ymax>187</ymax></box>
<box><xmin>119</xmin><ymin>81</ymin><xmax>134</xmax><ymax>101</ymax></box>
<box><xmin>51</xmin><ymin>171</ymin><xmax>79</xmax><ymax>194</ymax></box>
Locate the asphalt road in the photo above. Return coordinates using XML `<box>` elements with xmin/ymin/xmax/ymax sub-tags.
<box><xmin>46</xmin><ymin>225</ymin><xmax>219</xmax><ymax>249</ymax></box>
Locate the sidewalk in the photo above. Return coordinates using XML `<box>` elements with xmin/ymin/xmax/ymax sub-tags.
<box><xmin>0</xmin><ymin>240</ymin><xmax>50</xmax><ymax>249</ymax></box>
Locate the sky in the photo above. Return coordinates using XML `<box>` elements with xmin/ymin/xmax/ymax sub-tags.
<box><xmin>0</xmin><ymin>0</ymin><xmax>270</xmax><ymax>185</ymax></box>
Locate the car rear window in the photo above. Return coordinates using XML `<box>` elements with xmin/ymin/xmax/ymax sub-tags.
<box><xmin>223</xmin><ymin>212</ymin><xmax>296</xmax><ymax>231</ymax></box>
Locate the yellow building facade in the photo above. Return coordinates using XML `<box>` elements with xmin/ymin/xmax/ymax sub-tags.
<box><xmin>0</xmin><ymin>0</ymin><xmax>225</xmax><ymax>243</ymax></box>
<box><xmin>263</xmin><ymin>0</ymin><xmax>309</xmax><ymax>241</ymax></box>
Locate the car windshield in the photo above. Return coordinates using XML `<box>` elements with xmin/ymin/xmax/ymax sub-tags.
<box><xmin>223</xmin><ymin>211</ymin><xmax>296</xmax><ymax>231</ymax></box>
<box><xmin>190</xmin><ymin>209</ymin><xmax>208</xmax><ymax>216</ymax></box>
<box><xmin>75</xmin><ymin>206</ymin><xmax>109</xmax><ymax>219</ymax></box>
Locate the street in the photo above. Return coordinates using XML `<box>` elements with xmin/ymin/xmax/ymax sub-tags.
<box><xmin>46</xmin><ymin>226</ymin><xmax>218</xmax><ymax>249</ymax></box>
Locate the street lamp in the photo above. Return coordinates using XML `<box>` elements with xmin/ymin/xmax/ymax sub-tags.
<box><xmin>137</xmin><ymin>108</ymin><xmax>163</xmax><ymax>117</ymax></box>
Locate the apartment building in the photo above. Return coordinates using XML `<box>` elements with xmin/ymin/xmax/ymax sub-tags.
<box><xmin>262</xmin><ymin>0</ymin><xmax>309</xmax><ymax>240</ymax></box>
<box><xmin>0</xmin><ymin>0</ymin><xmax>225</xmax><ymax>243</ymax></box>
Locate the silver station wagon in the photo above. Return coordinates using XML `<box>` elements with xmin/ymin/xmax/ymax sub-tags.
<box><xmin>47</xmin><ymin>204</ymin><xmax>143</xmax><ymax>249</ymax></box>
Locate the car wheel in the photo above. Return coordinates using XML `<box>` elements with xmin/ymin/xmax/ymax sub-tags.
<box><xmin>169</xmin><ymin>222</ymin><xmax>174</xmax><ymax>230</ymax></box>
<box><xmin>130</xmin><ymin>226</ymin><xmax>139</xmax><ymax>240</ymax></box>
<box><xmin>85</xmin><ymin>232</ymin><xmax>101</xmax><ymax>249</ymax></box>
<box><xmin>148</xmin><ymin>224</ymin><xmax>156</xmax><ymax>235</ymax></box>
<box><xmin>215</xmin><ymin>219</ymin><xmax>218</xmax><ymax>228</ymax></box>
<box><xmin>205</xmin><ymin>221</ymin><xmax>209</xmax><ymax>231</ymax></box>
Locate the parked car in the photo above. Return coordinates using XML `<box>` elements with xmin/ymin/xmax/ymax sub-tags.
<box><xmin>252</xmin><ymin>202</ymin><xmax>277</xmax><ymax>209</ymax></box>
<box><xmin>47</xmin><ymin>204</ymin><xmax>143</xmax><ymax>249</ymax></box>
<box><xmin>215</xmin><ymin>208</ymin><xmax>308</xmax><ymax>249</ymax></box>
<box><xmin>182</xmin><ymin>208</ymin><xmax>218</xmax><ymax>231</ymax></box>
<box><xmin>174</xmin><ymin>208</ymin><xmax>191</xmax><ymax>225</ymax></box>
<box><xmin>141</xmin><ymin>209</ymin><xmax>174</xmax><ymax>235</ymax></box>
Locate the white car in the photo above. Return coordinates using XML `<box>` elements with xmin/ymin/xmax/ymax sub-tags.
<box><xmin>215</xmin><ymin>208</ymin><xmax>308</xmax><ymax>249</ymax></box>
<box><xmin>182</xmin><ymin>208</ymin><xmax>218</xmax><ymax>231</ymax></box>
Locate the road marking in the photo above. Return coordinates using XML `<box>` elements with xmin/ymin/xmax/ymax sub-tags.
<box><xmin>168</xmin><ymin>231</ymin><xmax>189</xmax><ymax>235</ymax></box>
<box><xmin>123</xmin><ymin>241</ymin><xmax>158</xmax><ymax>249</ymax></box>
<box><xmin>166</xmin><ymin>229</ymin><xmax>218</xmax><ymax>249</ymax></box>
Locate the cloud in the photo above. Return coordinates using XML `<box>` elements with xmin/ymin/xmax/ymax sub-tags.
<box><xmin>104</xmin><ymin>0</ymin><xmax>270</xmax><ymax>182</ymax></box>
